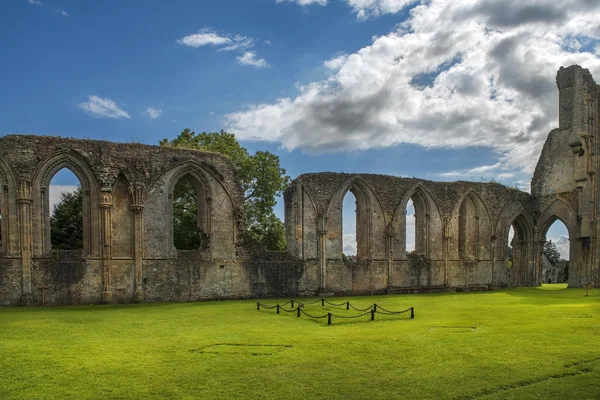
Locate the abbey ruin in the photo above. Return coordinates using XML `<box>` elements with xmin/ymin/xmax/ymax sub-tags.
<box><xmin>0</xmin><ymin>65</ymin><xmax>598</xmax><ymax>305</ymax></box>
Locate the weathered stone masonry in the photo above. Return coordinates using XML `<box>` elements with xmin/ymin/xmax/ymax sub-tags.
<box><xmin>0</xmin><ymin>65</ymin><xmax>598</xmax><ymax>305</ymax></box>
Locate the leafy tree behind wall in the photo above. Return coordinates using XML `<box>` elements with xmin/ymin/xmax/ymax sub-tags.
<box><xmin>50</xmin><ymin>187</ymin><xmax>83</xmax><ymax>250</ymax></box>
<box><xmin>172</xmin><ymin>177</ymin><xmax>203</xmax><ymax>250</ymax></box>
<box><xmin>160</xmin><ymin>129</ymin><xmax>290</xmax><ymax>251</ymax></box>
<box><xmin>543</xmin><ymin>239</ymin><xmax>561</xmax><ymax>266</ymax></box>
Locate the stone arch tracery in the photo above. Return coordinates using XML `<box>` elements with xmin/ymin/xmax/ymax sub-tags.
<box><xmin>31</xmin><ymin>151</ymin><xmax>100</xmax><ymax>257</ymax></box>
<box><xmin>536</xmin><ymin>198</ymin><xmax>579</xmax><ymax>285</ymax></box>
<box><xmin>0</xmin><ymin>156</ymin><xmax>17</xmax><ymax>254</ymax></box>
<box><xmin>392</xmin><ymin>184</ymin><xmax>443</xmax><ymax>260</ymax></box>
<box><xmin>454</xmin><ymin>190</ymin><xmax>493</xmax><ymax>262</ymax></box>
<box><xmin>111</xmin><ymin>173</ymin><xmax>134</xmax><ymax>258</ymax></box>
<box><xmin>326</xmin><ymin>177</ymin><xmax>387</xmax><ymax>261</ymax></box>
<box><xmin>495</xmin><ymin>200</ymin><xmax>534</xmax><ymax>286</ymax></box>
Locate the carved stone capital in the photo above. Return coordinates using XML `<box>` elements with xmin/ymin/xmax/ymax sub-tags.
<box><xmin>99</xmin><ymin>189</ymin><xmax>113</xmax><ymax>208</ymax></box>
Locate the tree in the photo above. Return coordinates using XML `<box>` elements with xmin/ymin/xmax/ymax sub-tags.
<box><xmin>543</xmin><ymin>240</ymin><xmax>560</xmax><ymax>266</ymax></box>
<box><xmin>172</xmin><ymin>177</ymin><xmax>204</xmax><ymax>250</ymax></box>
<box><xmin>160</xmin><ymin>129</ymin><xmax>290</xmax><ymax>251</ymax></box>
<box><xmin>50</xmin><ymin>187</ymin><xmax>83</xmax><ymax>250</ymax></box>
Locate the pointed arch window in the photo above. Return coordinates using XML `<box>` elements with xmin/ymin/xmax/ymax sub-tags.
<box><xmin>458</xmin><ymin>195</ymin><xmax>478</xmax><ymax>261</ymax></box>
<box><xmin>172</xmin><ymin>173</ymin><xmax>210</xmax><ymax>250</ymax></box>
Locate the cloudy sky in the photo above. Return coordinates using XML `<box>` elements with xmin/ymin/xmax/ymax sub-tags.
<box><xmin>2</xmin><ymin>0</ymin><xmax>595</xmax><ymax>258</ymax></box>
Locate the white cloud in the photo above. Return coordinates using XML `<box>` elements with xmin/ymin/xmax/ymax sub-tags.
<box><xmin>78</xmin><ymin>95</ymin><xmax>131</xmax><ymax>119</ymax></box>
<box><xmin>276</xmin><ymin>0</ymin><xmax>328</xmax><ymax>6</ymax></box>
<box><xmin>220</xmin><ymin>34</ymin><xmax>254</xmax><ymax>52</ymax></box>
<box><xmin>346</xmin><ymin>0</ymin><xmax>416</xmax><ymax>20</ymax></box>
<box><xmin>60</xmin><ymin>10</ymin><xmax>70</xmax><ymax>17</ymax></box>
<box><xmin>26</xmin><ymin>0</ymin><xmax>42</xmax><ymax>5</ymax></box>
<box><xmin>227</xmin><ymin>0</ymin><xmax>600</xmax><ymax>176</ymax></box>
<box><xmin>237</xmin><ymin>51</ymin><xmax>268</xmax><ymax>68</ymax></box>
<box><xmin>343</xmin><ymin>233</ymin><xmax>357</xmax><ymax>255</ymax></box>
<box><xmin>275</xmin><ymin>0</ymin><xmax>414</xmax><ymax>19</ymax></box>
<box><xmin>177</xmin><ymin>29</ymin><xmax>233</xmax><ymax>48</ymax></box>
<box><xmin>548</xmin><ymin>235</ymin><xmax>570</xmax><ymax>260</ymax></box>
<box><xmin>145</xmin><ymin>107</ymin><xmax>162</xmax><ymax>119</ymax></box>
<box><xmin>49</xmin><ymin>185</ymin><xmax>79</xmax><ymax>215</ymax></box>
<box><xmin>178</xmin><ymin>29</ymin><xmax>267</xmax><ymax>67</ymax></box>
<box><xmin>324</xmin><ymin>54</ymin><xmax>349</xmax><ymax>71</ymax></box>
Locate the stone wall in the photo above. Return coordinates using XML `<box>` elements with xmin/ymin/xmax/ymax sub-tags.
<box><xmin>1</xmin><ymin>64</ymin><xmax>599</xmax><ymax>305</ymax></box>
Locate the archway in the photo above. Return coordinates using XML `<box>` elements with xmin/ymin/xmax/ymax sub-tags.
<box><xmin>172</xmin><ymin>173</ymin><xmax>209</xmax><ymax>250</ymax></box>
<box><xmin>540</xmin><ymin>219</ymin><xmax>570</xmax><ymax>284</ymax></box>
<box><xmin>405</xmin><ymin>199</ymin><xmax>415</xmax><ymax>254</ymax></box>
<box><xmin>342</xmin><ymin>190</ymin><xmax>357</xmax><ymax>261</ymax></box>
<box><xmin>0</xmin><ymin>185</ymin><xmax>3</xmax><ymax>253</ymax></box>
<box><xmin>505</xmin><ymin>214</ymin><xmax>532</xmax><ymax>286</ymax></box>
<box><xmin>49</xmin><ymin>168</ymin><xmax>83</xmax><ymax>251</ymax></box>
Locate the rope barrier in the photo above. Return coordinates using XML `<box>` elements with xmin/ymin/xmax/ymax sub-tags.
<box><xmin>376</xmin><ymin>306</ymin><xmax>412</xmax><ymax>314</ymax></box>
<box><xmin>300</xmin><ymin>309</ymin><xmax>329</xmax><ymax>319</ymax></box>
<box><xmin>349</xmin><ymin>303</ymin><xmax>374</xmax><ymax>312</ymax></box>
<box><xmin>329</xmin><ymin>310</ymin><xmax>372</xmax><ymax>319</ymax></box>
<box><xmin>324</xmin><ymin>299</ymin><xmax>347</xmax><ymax>307</ymax></box>
<box><xmin>257</xmin><ymin>299</ymin><xmax>415</xmax><ymax>322</ymax></box>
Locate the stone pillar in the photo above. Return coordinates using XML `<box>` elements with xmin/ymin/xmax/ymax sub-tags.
<box><xmin>130</xmin><ymin>186</ymin><xmax>144</xmax><ymax>301</ymax></box>
<box><xmin>17</xmin><ymin>181</ymin><xmax>33</xmax><ymax>304</ymax></box>
<box><xmin>533</xmin><ymin>240</ymin><xmax>545</xmax><ymax>286</ymax></box>
<box><xmin>99</xmin><ymin>189</ymin><xmax>113</xmax><ymax>302</ymax></box>
<box><xmin>317</xmin><ymin>214</ymin><xmax>327</xmax><ymax>291</ymax></box>
<box><xmin>386</xmin><ymin>224</ymin><xmax>394</xmax><ymax>290</ymax></box>
<box><xmin>443</xmin><ymin>218</ymin><xmax>450</xmax><ymax>286</ymax></box>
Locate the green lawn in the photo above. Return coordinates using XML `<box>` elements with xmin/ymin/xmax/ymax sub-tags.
<box><xmin>1</xmin><ymin>285</ymin><xmax>599</xmax><ymax>399</ymax></box>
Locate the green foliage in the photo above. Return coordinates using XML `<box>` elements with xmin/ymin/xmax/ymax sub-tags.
<box><xmin>342</xmin><ymin>253</ymin><xmax>356</xmax><ymax>263</ymax></box>
<box><xmin>172</xmin><ymin>178</ymin><xmax>203</xmax><ymax>250</ymax></box>
<box><xmin>161</xmin><ymin>129</ymin><xmax>290</xmax><ymax>251</ymax></box>
<box><xmin>1</xmin><ymin>288</ymin><xmax>600</xmax><ymax>399</ymax></box>
<box><xmin>50</xmin><ymin>187</ymin><xmax>83</xmax><ymax>250</ymax></box>
<box><xmin>543</xmin><ymin>239</ymin><xmax>561</xmax><ymax>265</ymax></box>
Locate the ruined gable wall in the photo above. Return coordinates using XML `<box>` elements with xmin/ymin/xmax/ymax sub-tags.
<box><xmin>0</xmin><ymin>135</ymin><xmax>318</xmax><ymax>305</ymax></box>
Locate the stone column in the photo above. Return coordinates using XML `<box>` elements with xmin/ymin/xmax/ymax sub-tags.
<box><xmin>318</xmin><ymin>229</ymin><xmax>327</xmax><ymax>291</ymax></box>
<box><xmin>130</xmin><ymin>187</ymin><xmax>144</xmax><ymax>301</ymax></box>
<box><xmin>386</xmin><ymin>224</ymin><xmax>394</xmax><ymax>290</ymax></box>
<box><xmin>443</xmin><ymin>218</ymin><xmax>450</xmax><ymax>286</ymax></box>
<box><xmin>17</xmin><ymin>181</ymin><xmax>33</xmax><ymax>305</ymax></box>
<box><xmin>99</xmin><ymin>189</ymin><xmax>113</xmax><ymax>302</ymax></box>
<box><xmin>317</xmin><ymin>214</ymin><xmax>327</xmax><ymax>291</ymax></box>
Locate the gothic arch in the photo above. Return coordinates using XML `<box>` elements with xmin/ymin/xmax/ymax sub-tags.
<box><xmin>284</xmin><ymin>180</ymin><xmax>318</xmax><ymax>260</ymax></box>
<box><xmin>145</xmin><ymin>160</ymin><xmax>237</xmax><ymax>258</ymax></box>
<box><xmin>111</xmin><ymin>173</ymin><xmax>134</xmax><ymax>258</ymax></box>
<box><xmin>535</xmin><ymin>198</ymin><xmax>578</xmax><ymax>285</ymax></box>
<box><xmin>326</xmin><ymin>176</ymin><xmax>387</xmax><ymax>260</ymax></box>
<box><xmin>536</xmin><ymin>199</ymin><xmax>577</xmax><ymax>243</ymax></box>
<box><xmin>0</xmin><ymin>156</ymin><xmax>17</xmax><ymax>254</ymax></box>
<box><xmin>392</xmin><ymin>184</ymin><xmax>443</xmax><ymax>260</ymax></box>
<box><xmin>451</xmin><ymin>190</ymin><xmax>493</xmax><ymax>261</ymax></box>
<box><xmin>31</xmin><ymin>150</ymin><xmax>100</xmax><ymax>257</ymax></box>
<box><xmin>495</xmin><ymin>199</ymin><xmax>534</xmax><ymax>286</ymax></box>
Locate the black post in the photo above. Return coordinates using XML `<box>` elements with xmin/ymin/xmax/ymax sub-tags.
<box><xmin>257</xmin><ymin>302</ymin><xmax>260</xmax><ymax>310</ymax></box>
<box><xmin>411</xmin><ymin>307</ymin><xmax>414</xmax><ymax>319</ymax></box>
<box><xmin>328</xmin><ymin>313</ymin><xmax>332</xmax><ymax>325</ymax></box>
<box><xmin>291</xmin><ymin>299</ymin><xmax>294</xmax><ymax>307</ymax></box>
<box><xmin>346</xmin><ymin>301</ymin><xmax>349</xmax><ymax>310</ymax></box>
<box><xmin>297</xmin><ymin>307</ymin><xmax>301</xmax><ymax>318</ymax></box>
<box><xmin>277</xmin><ymin>304</ymin><xmax>280</xmax><ymax>314</ymax></box>
<box><xmin>373</xmin><ymin>303</ymin><xmax>377</xmax><ymax>312</ymax></box>
<box><xmin>371</xmin><ymin>309</ymin><xmax>375</xmax><ymax>321</ymax></box>
<box><xmin>321</xmin><ymin>298</ymin><xmax>325</xmax><ymax>306</ymax></box>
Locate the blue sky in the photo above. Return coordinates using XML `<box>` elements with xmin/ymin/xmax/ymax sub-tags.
<box><xmin>3</xmin><ymin>0</ymin><xmax>598</xmax><ymax>258</ymax></box>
